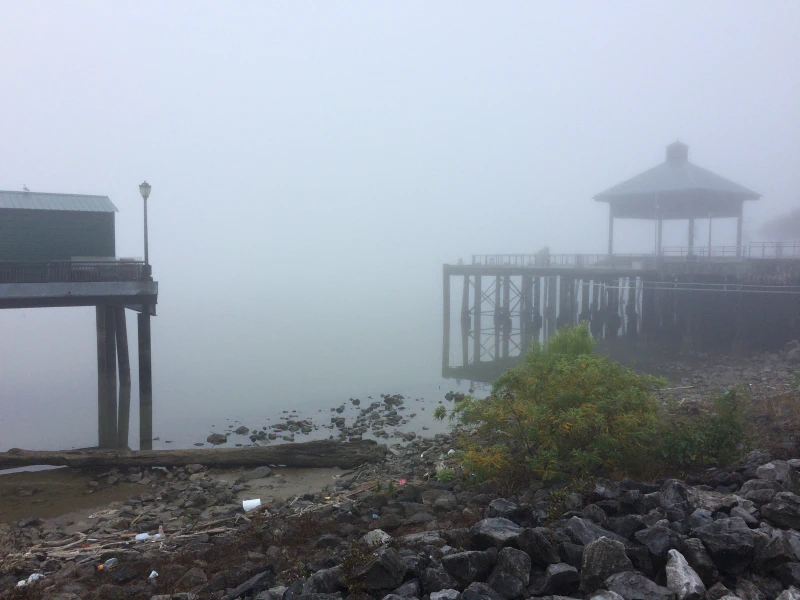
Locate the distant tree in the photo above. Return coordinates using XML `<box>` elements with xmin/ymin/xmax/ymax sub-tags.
<box><xmin>760</xmin><ymin>207</ymin><xmax>800</xmax><ymax>241</ymax></box>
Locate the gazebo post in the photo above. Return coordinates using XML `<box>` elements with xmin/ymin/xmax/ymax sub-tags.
<box><xmin>736</xmin><ymin>201</ymin><xmax>744</xmax><ymax>257</ymax></box>
<box><xmin>688</xmin><ymin>217</ymin><xmax>695</xmax><ymax>256</ymax></box>
<box><xmin>656</xmin><ymin>217</ymin><xmax>663</xmax><ymax>255</ymax></box>
<box><xmin>608</xmin><ymin>208</ymin><xmax>614</xmax><ymax>255</ymax></box>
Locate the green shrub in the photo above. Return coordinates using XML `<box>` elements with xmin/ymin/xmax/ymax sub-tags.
<box><xmin>453</xmin><ymin>323</ymin><xmax>666</xmax><ymax>481</ymax></box>
<box><xmin>658</xmin><ymin>387</ymin><xmax>748</xmax><ymax>468</ymax></box>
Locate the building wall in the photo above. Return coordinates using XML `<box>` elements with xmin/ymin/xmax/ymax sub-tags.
<box><xmin>0</xmin><ymin>209</ymin><xmax>115</xmax><ymax>260</ymax></box>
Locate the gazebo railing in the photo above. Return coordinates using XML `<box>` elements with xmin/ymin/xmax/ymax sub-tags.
<box><xmin>662</xmin><ymin>242</ymin><xmax>800</xmax><ymax>259</ymax></box>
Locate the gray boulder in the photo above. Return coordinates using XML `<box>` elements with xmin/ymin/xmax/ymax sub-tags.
<box><xmin>517</xmin><ymin>527</ymin><xmax>559</xmax><ymax>565</ymax></box>
<box><xmin>735</xmin><ymin>580</ymin><xmax>766</xmax><ymax>600</ymax></box>
<box><xmin>679</xmin><ymin>538</ymin><xmax>718</xmax><ymax>585</ymax></box>
<box><xmin>206</xmin><ymin>433</ymin><xmax>227</xmax><ymax>444</ymax></box>
<box><xmin>635</xmin><ymin>526</ymin><xmax>681</xmax><ymax>559</ymax></box>
<box><xmin>687</xmin><ymin>509</ymin><xmax>714</xmax><ymax>531</ymax></box>
<box><xmin>442</xmin><ymin>551</ymin><xmax>493</xmax><ymax>584</ymax></box>
<box><xmin>665</xmin><ymin>549</ymin><xmax>706</xmax><ymax>600</ymax></box>
<box><xmin>462</xmin><ymin>582</ymin><xmax>504</xmax><ymax>600</ymax></box>
<box><xmin>762</xmin><ymin>493</ymin><xmax>800</xmax><ymax>529</ymax></box>
<box><xmin>487</xmin><ymin>568</ymin><xmax>526</xmax><ymax>599</ymax></box>
<box><xmin>354</xmin><ymin>548</ymin><xmax>408</xmax><ymax>590</ymax></box>
<box><xmin>686</xmin><ymin>488</ymin><xmax>737</xmax><ymax>513</ymax></box>
<box><xmin>423</xmin><ymin>489</ymin><xmax>459</xmax><ymax>511</ymax></box>
<box><xmin>757</xmin><ymin>461</ymin><xmax>792</xmax><ymax>483</ymax></box>
<box><xmin>605</xmin><ymin>571</ymin><xmax>675</xmax><ymax>600</ymax></box>
<box><xmin>589</xmin><ymin>593</ymin><xmax>625</xmax><ymax>600</ymax></box>
<box><xmin>537</xmin><ymin>563</ymin><xmax>579</xmax><ymax>596</ymax></box>
<box><xmin>775</xmin><ymin>587</ymin><xmax>800</xmax><ymax>600</ymax></box>
<box><xmin>422</xmin><ymin>568</ymin><xmax>460</xmax><ymax>594</ymax></box>
<box><xmin>695</xmin><ymin>517</ymin><xmax>755</xmax><ymax>574</ymax></box>
<box><xmin>486</xmin><ymin>499</ymin><xmax>525</xmax><ymax>523</ymax></box>
<box><xmin>431</xmin><ymin>590</ymin><xmax>461</xmax><ymax>600</ymax></box>
<box><xmin>580</xmin><ymin>536</ymin><xmax>634</xmax><ymax>593</ymax></box>
<box><xmin>470</xmin><ymin>518</ymin><xmax>522</xmax><ymax>549</ymax></box>
<box><xmin>754</xmin><ymin>534</ymin><xmax>796</xmax><ymax>572</ymax></box>
<box><xmin>498</xmin><ymin>548</ymin><xmax>531</xmax><ymax>586</ymax></box>
<box><xmin>303</xmin><ymin>567</ymin><xmax>345</xmax><ymax>595</ymax></box>
<box><xmin>661</xmin><ymin>480</ymin><xmax>689</xmax><ymax>509</ymax></box>
<box><xmin>605</xmin><ymin>515</ymin><xmax>645</xmax><ymax>540</ymax></box>
<box><xmin>776</xmin><ymin>564</ymin><xmax>800</xmax><ymax>588</ymax></box>
<box><xmin>566</xmin><ymin>516</ymin><xmax>630</xmax><ymax>547</ymax></box>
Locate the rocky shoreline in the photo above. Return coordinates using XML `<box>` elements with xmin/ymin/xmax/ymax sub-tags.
<box><xmin>2</xmin><ymin>350</ymin><xmax>800</xmax><ymax>600</ymax></box>
<box><xmin>2</xmin><ymin>445</ymin><xmax>800</xmax><ymax>600</ymax></box>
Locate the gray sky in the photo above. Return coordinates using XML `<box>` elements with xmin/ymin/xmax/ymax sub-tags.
<box><xmin>1</xmin><ymin>2</ymin><xmax>799</xmax><ymax>441</ymax></box>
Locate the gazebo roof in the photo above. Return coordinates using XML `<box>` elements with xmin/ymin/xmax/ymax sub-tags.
<box><xmin>594</xmin><ymin>142</ymin><xmax>760</xmax><ymax>219</ymax></box>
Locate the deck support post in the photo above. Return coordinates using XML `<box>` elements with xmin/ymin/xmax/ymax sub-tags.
<box><xmin>502</xmin><ymin>275</ymin><xmax>510</xmax><ymax>358</ymax></box>
<box><xmin>115</xmin><ymin>307</ymin><xmax>132</xmax><ymax>450</ymax></box>
<box><xmin>138</xmin><ymin>311</ymin><xmax>153</xmax><ymax>451</ymax></box>
<box><xmin>442</xmin><ymin>267</ymin><xmax>450</xmax><ymax>373</ymax></box>
<box><xmin>96</xmin><ymin>305</ymin><xmax>109</xmax><ymax>448</ymax></box>
<box><xmin>473</xmin><ymin>275</ymin><xmax>481</xmax><ymax>364</ymax></box>
<box><xmin>460</xmin><ymin>276</ymin><xmax>470</xmax><ymax>367</ymax></box>
<box><xmin>494</xmin><ymin>276</ymin><xmax>501</xmax><ymax>359</ymax></box>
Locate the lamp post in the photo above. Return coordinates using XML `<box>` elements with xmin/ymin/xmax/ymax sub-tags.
<box><xmin>139</xmin><ymin>181</ymin><xmax>152</xmax><ymax>271</ymax></box>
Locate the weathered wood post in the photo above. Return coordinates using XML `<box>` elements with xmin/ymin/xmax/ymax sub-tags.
<box><xmin>494</xmin><ymin>275</ymin><xmax>501</xmax><ymax>359</ymax></box>
<box><xmin>104</xmin><ymin>307</ymin><xmax>118</xmax><ymax>447</ymax></box>
<box><xmin>442</xmin><ymin>266</ymin><xmax>451</xmax><ymax>374</ymax></box>
<box><xmin>138</xmin><ymin>311</ymin><xmax>153</xmax><ymax>451</ymax></box>
<box><xmin>115</xmin><ymin>307</ymin><xmax>132</xmax><ymax>450</ymax></box>
<box><xmin>473</xmin><ymin>275</ymin><xmax>482</xmax><ymax>364</ymax></box>
<box><xmin>502</xmin><ymin>275</ymin><xmax>510</xmax><ymax>358</ymax></box>
<box><xmin>96</xmin><ymin>305</ymin><xmax>109</xmax><ymax>447</ymax></box>
<box><xmin>461</xmin><ymin>276</ymin><xmax>470</xmax><ymax>367</ymax></box>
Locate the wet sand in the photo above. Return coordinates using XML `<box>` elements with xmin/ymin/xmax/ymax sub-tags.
<box><xmin>0</xmin><ymin>467</ymin><xmax>142</xmax><ymax>523</ymax></box>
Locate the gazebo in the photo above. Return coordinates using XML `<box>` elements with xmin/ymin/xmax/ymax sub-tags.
<box><xmin>594</xmin><ymin>141</ymin><xmax>760</xmax><ymax>256</ymax></box>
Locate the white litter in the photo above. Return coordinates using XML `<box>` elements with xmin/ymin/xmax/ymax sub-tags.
<box><xmin>242</xmin><ymin>498</ymin><xmax>262</xmax><ymax>512</ymax></box>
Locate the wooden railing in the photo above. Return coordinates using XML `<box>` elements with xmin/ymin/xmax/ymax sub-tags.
<box><xmin>471</xmin><ymin>242</ymin><xmax>800</xmax><ymax>268</ymax></box>
<box><xmin>0</xmin><ymin>261</ymin><xmax>148</xmax><ymax>284</ymax></box>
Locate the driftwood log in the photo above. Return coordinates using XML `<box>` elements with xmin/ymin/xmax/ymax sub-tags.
<box><xmin>0</xmin><ymin>440</ymin><xmax>386</xmax><ymax>469</ymax></box>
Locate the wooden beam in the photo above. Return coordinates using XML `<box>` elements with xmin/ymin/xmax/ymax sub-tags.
<box><xmin>0</xmin><ymin>440</ymin><xmax>388</xmax><ymax>469</ymax></box>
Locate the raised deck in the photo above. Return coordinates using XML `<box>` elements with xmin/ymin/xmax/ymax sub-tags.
<box><xmin>0</xmin><ymin>260</ymin><xmax>157</xmax><ymax>312</ymax></box>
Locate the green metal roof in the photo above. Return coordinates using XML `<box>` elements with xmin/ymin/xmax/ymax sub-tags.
<box><xmin>0</xmin><ymin>190</ymin><xmax>118</xmax><ymax>212</ymax></box>
<box><xmin>594</xmin><ymin>142</ymin><xmax>760</xmax><ymax>202</ymax></box>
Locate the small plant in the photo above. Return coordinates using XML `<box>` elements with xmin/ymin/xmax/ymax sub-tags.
<box><xmin>658</xmin><ymin>387</ymin><xmax>748</xmax><ymax>469</ymax></box>
<box><xmin>433</xmin><ymin>405</ymin><xmax>447</xmax><ymax>420</ymax></box>
<box><xmin>452</xmin><ymin>323</ymin><xmax>666</xmax><ymax>482</ymax></box>
<box><xmin>387</xmin><ymin>480</ymin><xmax>396</xmax><ymax>496</ymax></box>
<box><xmin>375</xmin><ymin>481</ymin><xmax>382</xmax><ymax>492</ymax></box>
<box><xmin>436</xmin><ymin>467</ymin><xmax>456</xmax><ymax>482</ymax></box>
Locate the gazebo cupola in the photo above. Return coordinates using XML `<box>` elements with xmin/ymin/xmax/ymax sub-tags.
<box><xmin>594</xmin><ymin>141</ymin><xmax>761</xmax><ymax>256</ymax></box>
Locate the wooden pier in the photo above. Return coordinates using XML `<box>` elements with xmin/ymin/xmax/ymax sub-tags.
<box><xmin>442</xmin><ymin>247</ymin><xmax>800</xmax><ymax>382</ymax></box>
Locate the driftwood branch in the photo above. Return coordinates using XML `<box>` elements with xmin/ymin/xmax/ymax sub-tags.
<box><xmin>0</xmin><ymin>440</ymin><xmax>386</xmax><ymax>469</ymax></box>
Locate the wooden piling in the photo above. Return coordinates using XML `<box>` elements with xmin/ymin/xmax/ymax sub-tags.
<box><xmin>442</xmin><ymin>267</ymin><xmax>450</xmax><ymax>372</ymax></box>
<box><xmin>461</xmin><ymin>276</ymin><xmax>470</xmax><ymax>367</ymax></box>
<box><xmin>502</xmin><ymin>275</ymin><xmax>510</xmax><ymax>358</ymax></box>
<box><xmin>138</xmin><ymin>312</ymin><xmax>153</xmax><ymax>451</ymax></box>
<box><xmin>473</xmin><ymin>275</ymin><xmax>482</xmax><ymax>364</ymax></box>
<box><xmin>115</xmin><ymin>307</ymin><xmax>131</xmax><ymax>450</ymax></box>
<box><xmin>494</xmin><ymin>276</ymin><xmax>501</xmax><ymax>359</ymax></box>
<box><xmin>96</xmin><ymin>305</ymin><xmax>109</xmax><ymax>448</ymax></box>
<box><xmin>104</xmin><ymin>307</ymin><xmax>118</xmax><ymax>447</ymax></box>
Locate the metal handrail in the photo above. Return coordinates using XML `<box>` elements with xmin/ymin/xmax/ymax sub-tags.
<box><xmin>0</xmin><ymin>260</ymin><xmax>147</xmax><ymax>284</ymax></box>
